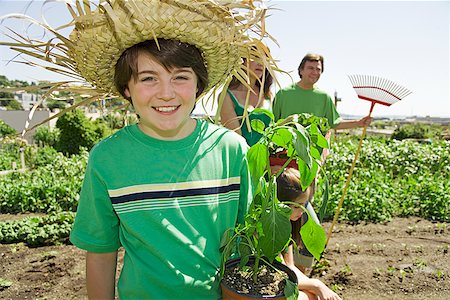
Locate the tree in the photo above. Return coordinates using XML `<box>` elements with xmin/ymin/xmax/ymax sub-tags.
<box><xmin>10</xmin><ymin>79</ymin><xmax>29</xmax><ymax>87</ymax></box>
<box><xmin>46</xmin><ymin>99</ymin><xmax>67</xmax><ymax>111</ymax></box>
<box><xmin>55</xmin><ymin>109</ymin><xmax>99</xmax><ymax>155</ymax></box>
<box><xmin>0</xmin><ymin>75</ymin><xmax>9</xmax><ymax>86</ymax></box>
<box><xmin>6</xmin><ymin>99</ymin><xmax>23</xmax><ymax>110</ymax></box>
<box><xmin>0</xmin><ymin>91</ymin><xmax>15</xmax><ymax>107</ymax></box>
<box><xmin>0</xmin><ymin>120</ymin><xmax>16</xmax><ymax>137</ymax></box>
<box><xmin>391</xmin><ymin>123</ymin><xmax>441</xmax><ymax>140</ymax></box>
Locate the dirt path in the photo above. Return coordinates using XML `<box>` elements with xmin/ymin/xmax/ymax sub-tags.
<box><xmin>1</xmin><ymin>217</ymin><xmax>449</xmax><ymax>299</ymax></box>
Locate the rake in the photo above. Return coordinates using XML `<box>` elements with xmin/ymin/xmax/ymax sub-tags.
<box><xmin>326</xmin><ymin>75</ymin><xmax>412</xmax><ymax>244</ymax></box>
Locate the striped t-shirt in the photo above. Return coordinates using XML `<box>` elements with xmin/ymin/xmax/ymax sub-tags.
<box><xmin>70</xmin><ymin>119</ymin><xmax>252</xmax><ymax>299</ymax></box>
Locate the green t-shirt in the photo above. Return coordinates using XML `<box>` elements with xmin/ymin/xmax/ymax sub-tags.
<box><xmin>227</xmin><ymin>89</ymin><xmax>271</xmax><ymax>146</ymax></box>
<box><xmin>273</xmin><ymin>84</ymin><xmax>341</xmax><ymax>128</ymax></box>
<box><xmin>70</xmin><ymin>119</ymin><xmax>252</xmax><ymax>299</ymax></box>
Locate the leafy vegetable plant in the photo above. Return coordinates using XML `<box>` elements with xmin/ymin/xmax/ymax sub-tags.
<box><xmin>220</xmin><ymin>109</ymin><xmax>329</xmax><ymax>297</ymax></box>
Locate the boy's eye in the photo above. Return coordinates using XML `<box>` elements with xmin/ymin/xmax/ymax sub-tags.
<box><xmin>140</xmin><ymin>76</ymin><xmax>156</xmax><ymax>82</ymax></box>
<box><xmin>174</xmin><ymin>72</ymin><xmax>194</xmax><ymax>80</ymax></box>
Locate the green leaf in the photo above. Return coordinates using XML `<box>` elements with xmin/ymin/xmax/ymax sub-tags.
<box><xmin>250</xmin><ymin>119</ymin><xmax>266</xmax><ymax>134</ymax></box>
<box><xmin>247</xmin><ymin>143</ymin><xmax>268</xmax><ymax>187</ymax></box>
<box><xmin>219</xmin><ymin>228</ymin><xmax>233</xmax><ymax>252</ymax></box>
<box><xmin>315</xmin><ymin>132</ymin><xmax>329</xmax><ymax>149</ymax></box>
<box><xmin>310</xmin><ymin>147</ymin><xmax>322</xmax><ymax>161</ymax></box>
<box><xmin>251</xmin><ymin>108</ymin><xmax>274</xmax><ymax>121</ymax></box>
<box><xmin>238</xmin><ymin>236</ymin><xmax>253</xmax><ymax>262</ymax></box>
<box><xmin>272</xmin><ymin>127</ymin><xmax>293</xmax><ymax>149</ymax></box>
<box><xmin>0</xmin><ymin>278</ymin><xmax>13</xmax><ymax>290</ymax></box>
<box><xmin>296</xmin><ymin>159</ymin><xmax>318</xmax><ymax>191</ymax></box>
<box><xmin>291</xmin><ymin>129</ymin><xmax>312</xmax><ymax>169</ymax></box>
<box><xmin>317</xmin><ymin>174</ymin><xmax>329</xmax><ymax>223</ymax></box>
<box><xmin>284</xmin><ymin>279</ymin><xmax>299</xmax><ymax>300</ymax></box>
<box><xmin>258</xmin><ymin>201</ymin><xmax>292</xmax><ymax>261</ymax></box>
<box><xmin>300</xmin><ymin>212</ymin><xmax>326</xmax><ymax>261</ymax></box>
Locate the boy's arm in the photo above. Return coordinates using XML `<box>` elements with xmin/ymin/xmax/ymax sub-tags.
<box><xmin>86</xmin><ymin>251</ymin><xmax>118</xmax><ymax>300</ymax></box>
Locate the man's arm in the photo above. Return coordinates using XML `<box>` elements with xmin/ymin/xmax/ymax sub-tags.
<box><xmin>334</xmin><ymin>115</ymin><xmax>372</xmax><ymax>130</ymax></box>
<box><xmin>86</xmin><ymin>251</ymin><xmax>118</xmax><ymax>300</ymax></box>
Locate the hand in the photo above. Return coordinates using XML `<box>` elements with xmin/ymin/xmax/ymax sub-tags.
<box><xmin>312</xmin><ymin>279</ymin><xmax>342</xmax><ymax>300</ymax></box>
<box><xmin>358</xmin><ymin>116</ymin><xmax>373</xmax><ymax>127</ymax></box>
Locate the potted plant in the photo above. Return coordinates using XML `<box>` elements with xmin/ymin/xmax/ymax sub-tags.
<box><xmin>220</xmin><ymin>109</ymin><xmax>329</xmax><ymax>300</ymax></box>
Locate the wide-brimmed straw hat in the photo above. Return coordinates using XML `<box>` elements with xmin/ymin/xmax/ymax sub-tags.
<box><xmin>69</xmin><ymin>0</ymin><xmax>254</xmax><ymax>95</ymax></box>
<box><xmin>1</xmin><ymin>0</ymin><xmax>274</xmax><ymax>98</ymax></box>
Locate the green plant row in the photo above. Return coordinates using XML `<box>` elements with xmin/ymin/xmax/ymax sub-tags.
<box><xmin>391</xmin><ymin>123</ymin><xmax>447</xmax><ymax>140</ymax></box>
<box><xmin>2</xmin><ymin>135</ymin><xmax>448</xmax><ymax>223</ymax></box>
<box><xmin>315</xmin><ymin>137</ymin><xmax>450</xmax><ymax>223</ymax></box>
<box><xmin>0</xmin><ymin>150</ymin><xmax>88</xmax><ymax>213</ymax></box>
<box><xmin>0</xmin><ymin>212</ymin><xmax>75</xmax><ymax>247</ymax></box>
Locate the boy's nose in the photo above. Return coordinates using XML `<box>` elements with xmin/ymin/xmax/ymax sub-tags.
<box><xmin>158</xmin><ymin>82</ymin><xmax>176</xmax><ymax>101</ymax></box>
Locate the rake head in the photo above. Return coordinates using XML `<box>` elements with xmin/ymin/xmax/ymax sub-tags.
<box><xmin>348</xmin><ymin>74</ymin><xmax>412</xmax><ymax>107</ymax></box>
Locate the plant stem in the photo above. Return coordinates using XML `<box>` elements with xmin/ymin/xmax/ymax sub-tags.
<box><xmin>252</xmin><ymin>253</ymin><xmax>261</xmax><ymax>283</ymax></box>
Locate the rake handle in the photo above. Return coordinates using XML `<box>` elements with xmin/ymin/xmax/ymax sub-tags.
<box><xmin>326</xmin><ymin>102</ymin><xmax>375</xmax><ymax>245</ymax></box>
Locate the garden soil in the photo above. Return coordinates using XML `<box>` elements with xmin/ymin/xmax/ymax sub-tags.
<box><xmin>0</xmin><ymin>216</ymin><xmax>449</xmax><ymax>300</ymax></box>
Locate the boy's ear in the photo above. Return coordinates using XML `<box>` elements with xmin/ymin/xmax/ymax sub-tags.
<box><xmin>124</xmin><ymin>88</ymin><xmax>131</xmax><ymax>99</ymax></box>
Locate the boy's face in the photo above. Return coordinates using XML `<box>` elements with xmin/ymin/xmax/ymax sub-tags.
<box><xmin>125</xmin><ymin>52</ymin><xmax>198</xmax><ymax>140</ymax></box>
<box><xmin>289</xmin><ymin>186</ymin><xmax>312</xmax><ymax>221</ymax></box>
<box><xmin>300</xmin><ymin>60</ymin><xmax>322</xmax><ymax>85</ymax></box>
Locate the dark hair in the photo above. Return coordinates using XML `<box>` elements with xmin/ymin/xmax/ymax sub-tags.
<box><xmin>297</xmin><ymin>53</ymin><xmax>324</xmax><ymax>78</ymax></box>
<box><xmin>277</xmin><ymin>167</ymin><xmax>315</xmax><ymax>243</ymax></box>
<box><xmin>228</xmin><ymin>58</ymin><xmax>273</xmax><ymax>99</ymax></box>
<box><xmin>114</xmin><ymin>39</ymin><xmax>208</xmax><ymax>102</ymax></box>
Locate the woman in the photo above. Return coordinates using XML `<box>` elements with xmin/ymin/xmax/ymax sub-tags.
<box><xmin>220</xmin><ymin>57</ymin><xmax>273</xmax><ymax>146</ymax></box>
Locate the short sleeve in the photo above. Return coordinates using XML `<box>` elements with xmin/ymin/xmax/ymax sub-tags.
<box><xmin>237</xmin><ymin>154</ymin><xmax>252</xmax><ymax>224</ymax></box>
<box><xmin>272</xmin><ymin>91</ymin><xmax>282</xmax><ymax>121</ymax></box>
<box><xmin>69</xmin><ymin>154</ymin><xmax>121</xmax><ymax>253</ymax></box>
<box><xmin>325</xmin><ymin>95</ymin><xmax>342</xmax><ymax>128</ymax></box>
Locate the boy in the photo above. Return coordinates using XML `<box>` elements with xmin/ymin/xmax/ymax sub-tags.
<box><xmin>1</xmin><ymin>0</ymin><xmax>274</xmax><ymax>298</ymax></box>
<box><xmin>70</xmin><ymin>38</ymin><xmax>252</xmax><ymax>299</ymax></box>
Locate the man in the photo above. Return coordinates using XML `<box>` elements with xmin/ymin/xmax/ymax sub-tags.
<box><xmin>272</xmin><ymin>53</ymin><xmax>372</xmax><ymax>274</ymax></box>
<box><xmin>273</xmin><ymin>53</ymin><xmax>372</xmax><ymax>129</ymax></box>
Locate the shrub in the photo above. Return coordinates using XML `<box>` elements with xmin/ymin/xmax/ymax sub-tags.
<box><xmin>55</xmin><ymin>109</ymin><xmax>99</xmax><ymax>155</ymax></box>
<box><xmin>25</xmin><ymin>145</ymin><xmax>60</xmax><ymax>168</ymax></box>
<box><xmin>391</xmin><ymin>123</ymin><xmax>442</xmax><ymax>140</ymax></box>
<box><xmin>33</xmin><ymin>126</ymin><xmax>59</xmax><ymax>147</ymax></box>
<box><xmin>0</xmin><ymin>136</ymin><xmax>27</xmax><ymax>170</ymax></box>
<box><xmin>92</xmin><ymin>118</ymin><xmax>113</xmax><ymax>138</ymax></box>
<box><xmin>0</xmin><ymin>120</ymin><xmax>16</xmax><ymax>137</ymax></box>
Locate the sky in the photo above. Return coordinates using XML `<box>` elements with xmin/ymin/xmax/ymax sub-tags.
<box><xmin>0</xmin><ymin>0</ymin><xmax>449</xmax><ymax>118</ymax></box>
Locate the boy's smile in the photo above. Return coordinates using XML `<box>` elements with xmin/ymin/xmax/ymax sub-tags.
<box><xmin>124</xmin><ymin>52</ymin><xmax>198</xmax><ymax>140</ymax></box>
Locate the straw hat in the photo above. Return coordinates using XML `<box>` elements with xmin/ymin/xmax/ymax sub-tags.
<box><xmin>0</xmin><ymin>0</ymin><xmax>279</xmax><ymax>132</ymax></box>
<box><xmin>1</xmin><ymin>0</ymin><xmax>274</xmax><ymax>98</ymax></box>
<box><xmin>69</xmin><ymin>0</ymin><xmax>245</xmax><ymax>96</ymax></box>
